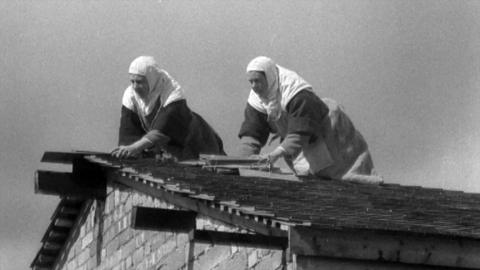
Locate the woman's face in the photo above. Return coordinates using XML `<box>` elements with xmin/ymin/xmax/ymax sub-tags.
<box><xmin>129</xmin><ymin>74</ymin><xmax>149</xmax><ymax>98</ymax></box>
<box><xmin>247</xmin><ymin>71</ymin><xmax>268</xmax><ymax>98</ymax></box>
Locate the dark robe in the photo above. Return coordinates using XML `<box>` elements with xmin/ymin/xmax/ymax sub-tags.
<box><xmin>119</xmin><ymin>99</ymin><xmax>225</xmax><ymax>160</ymax></box>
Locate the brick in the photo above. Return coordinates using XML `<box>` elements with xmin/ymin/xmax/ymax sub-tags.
<box><xmin>151</xmin><ymin>232</ymin><xmax>167</xmax><ymax>250</ymax></box>
<box><xmin>117</xmin><ymin>225</ymin><xmax>132</xmax><ymax>245</ymax></box>
<box><xmin>101</xmin><ymin>248</ymin><xmax>106</xmax><ymax>261</ymax></box>
<box><xmin>133</xmin><ymin>246</ymin><xmax>144</xmax><ymax>265</ymax></box>
<box><xmin>114</xmin><ymin>189</ymin><xmax>120</xmax><ymax>205</ymax></box>
<box><xmin>120</xmin><ymin>188</ymin><xmax>130</xmax><ymax>203</ymax></box>
<box><xmin>106</xmin><ymin>237</ymin><xmax>120</xmax><ymax>257</ymax></box>
<box><xmin>193</xmin><ymin>242</ymin><xmax>211</xmax><ymax>258</ymax></box>
<box><xmin>136</xmin><ymin>261</ymin><xmax>146</xmax><ymax>270</ymax></box>
<box><xmin>122</xmin><ymin>239</ymin><xmax>136</xmax><ymax>257</ymax></box>
<box><xmin>125</xmin><ymin>197</ymin><xmax>133</xmax><ymax>212</ymax></box>
<box><xmin>160</xmin><ymin>238</ymin><xmax>177</xmax><ymax>258</ymax></box>
<box><xmin>135</xmin><ymin>232</ymin><xmax>146</xmax><ymax>248</ymax></box>
<box><xmin>231</xmin><ymin>244</ymin><xmax>239</xmax><ymax>255</ymax></box>
<box><xmin>78</xmin><ymin>248</ymin><xmax>90</xmax><ymax>265</ymax></box>
<box><xmin>74</xmin><ymin>239</ymin><xmax>84</xmax><ymax>256</ymax></box>
<box><xmin>193</xmin><ymin>245</ymin><xmax>231</xmax><ymax>270</ymax></box>
<box><xmin>145</xmin><ymin>251</ymin><xmax>157</xmax><ymax>269</ymax></box>
<box><xmin>125</xmin><ymin>255</ymin><xmax>133</xmax><ymax>269</ymax></box>
<box><xmin>258</xmin><ymin>248</ymin><xmax>272</xmax><ymax>258</ymax></box>
<box><xmin>82</xmin><ymin>231</ymin><xmax>93</xmax><ymax>249</ymax></box>
<box><xmin>111</xmin><ymin>249</ymin><xmax>123</xmax><ymax>268</ymax></box>
<box><xmin>104</xmin><ymin>226</ymin><xmax>115</xmax><ymax>243</ymax></box>
<box><xmin>157</xmin><ymin>245</ymin><xmax>187</xmax><ymax>270</ymax></box>
<box><xmin>80</xmin><ymin>224</ymin><xmax>86</xmax><ymax>238</ymax></box>
<box><xmin>88</xmin><ymin>257</ymin><xmax>97</xmax><ymax>269</ymax></box>
<box><xmin>89</xmin><ymin>241</ymin><xmax>97</xmax><ymax>257</ymax></box>
<box><xmin>215</xmin><ymin>249</ymin><xmax>247</xmax><ymax>270</ymax></box>
<box><xmin>66</xmin><ymin>259</ymin><xmax>77</xmax><ymax>270</ymax></box>
<box><xmin>106</xmin><ymin>183</ymin><xmax>114</xmax><ymax>194</ymax></box>
<box><xmin>248</xmin><ymin>249</ymin><xmax>258</xmax><ymax>268</ymax></box>
<box><xmin>145</xmin><ymin>241</ymin><xmax>151</xmax><ymax>256</ymax></box>
<box><xmin>176</xmin><ymin>233</ymin><xmax>189</xmax><ymax>247</ymax></box>
<box><xmin>253</xmin><ymin>250</ymin><xmax>283</xmax><ymax>270</ymax></box>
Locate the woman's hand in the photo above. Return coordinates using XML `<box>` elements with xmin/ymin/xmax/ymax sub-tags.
<box><xmin>111</xmin><ymin>145</ymin><xmax>141</xmax><ymax>159</ymax></box>
<box><xmin>266</xmin><ymin>146</ymin><xmax>286</xmax><ymax>165</ymax></box>
<box><xmin>111</xmin><ymin>137</ymin><xmax>154</xmax><ymax>159</ymax></box>
<box><xmin>248</xmin><ymin>146</ymin><xmax>286</xmax><ymax>167</ymax></box>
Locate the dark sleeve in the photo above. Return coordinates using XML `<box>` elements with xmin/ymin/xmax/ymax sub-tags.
<box><xmin>285</xmin><ymin>90</ymin><xmax>329</xmax><ymax>141</ymax></box>
<box><xmin>238</xmin><ymin>103</ymin><xmax>270</xmax><ymax>147</ymax></box>
<box><xmin>119</xmin><ymin>105</ymin><xmax>144</xmax><ymax>145</ymax></box>
<box><xmin>150</xmin><ymin>100</ymin><xmax>192</xmax><ymax>146</ymax></box>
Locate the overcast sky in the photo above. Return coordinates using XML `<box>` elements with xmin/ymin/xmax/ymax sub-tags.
<box><xmin>1</xmin><ymin>1</ymin><xmax>479</xmax><ymax>269</ymax></box>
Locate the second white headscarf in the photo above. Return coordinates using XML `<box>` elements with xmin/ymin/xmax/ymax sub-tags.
<box><xmin>246</xmin><ymin>56</ymin><xmax>312</xmax><ymax>121</ymax></box>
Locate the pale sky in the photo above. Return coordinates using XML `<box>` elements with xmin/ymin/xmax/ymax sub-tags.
<box><xmin>1</xmin><ymin>1</ymin><xmax>479</xmax><ymax>269</ymax></box>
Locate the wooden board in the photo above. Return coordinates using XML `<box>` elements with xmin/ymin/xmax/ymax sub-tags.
<box><xmin>239</xmin><ymin>169</ymin><xmax>300</xmax><ymax>182</ymax></box>
<box><xmin>199</xmin><ymin>154</ymin><xmax>263</xmax><ymax>165</ymax></box>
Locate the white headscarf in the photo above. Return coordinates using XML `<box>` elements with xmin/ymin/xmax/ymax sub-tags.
<box><xmin>122</xmin><ymin>56</ymin><xmax>185</xmax><ymax>118</ymax></box>
<box><xmin>246</xmin><ymin>56</ymin><xmax>312</xmax><ymax>121</ymax></box>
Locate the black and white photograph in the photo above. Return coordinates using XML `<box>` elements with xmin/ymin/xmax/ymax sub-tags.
<box><xmin>1</xmin><ymin>1</ymin><xmax>479</xmax><ymax>269</ymax></box>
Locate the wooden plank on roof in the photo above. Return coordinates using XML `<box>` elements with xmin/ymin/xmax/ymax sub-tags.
<box><xmin>131</xmin><ymin>206</ymin><xmax>196</xmax><ymax>232</ymax></box>
<box><xmin>41</xmin><ymin>150</ymin><xmax>108</xmax><ymax>164</ymax></box>
<box><xmin>200</xmin><ymin>154</ymin><xmax>263</xmax><ymax>165</ymax></box>
<box><xmin>192</xmin><ymin>229</ymin><xmax>287</xmax><ymax>249</ymax></box>
<box><xmin>290</xmin><ymin>226</ymin><xmax>480</xmax><ymax>269</ymax></box>
<box><xmin>35</xmin><ymin>170</ymin><xmax>105</xmax><ymax>198</ymax></box>
<box><xmin>239</xmin><ymin>168</ymin><xmax>300</xmax><ymax>181</ymax></box>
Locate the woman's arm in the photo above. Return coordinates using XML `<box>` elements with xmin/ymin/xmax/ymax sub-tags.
<box><xmin>238</xmin><ymin>103</ymin><xmax>270</xmax><ymax>156</ymax></box>
<box><xmin>268</xmin><ymin>90</ymin><xmax>329</xmax><ymax>163</ymax></box>
<box><xmin>118</xmin><ymin>105</ymin><xmax>144</xmax><ymax>146</ymax></box>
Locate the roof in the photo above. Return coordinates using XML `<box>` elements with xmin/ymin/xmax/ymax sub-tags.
<box><xmin>86</xmin><ymin>154</ymin><xmax>480</xmax><ymax>240</ymax></box>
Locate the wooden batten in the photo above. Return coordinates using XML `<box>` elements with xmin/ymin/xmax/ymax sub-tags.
<box><xmin>32</xmin><ymin>263</ymin><xmax>53</xmax><ymax>270</ymax></box>
<box><xmin>37</xmin><ymin>253</ymin><xmax>56</xmax><ymax>264</ymax></box>
<box><xmin>192</xmin><ymin>229</ymin><xmax>288</xmax><ymax>249</ymax></box>
<box><xmin>35</xmin><ymin>170</ymin><xmax>105</xmax><ymax>198</ymax></box>
<box><xmin>131</xmin><ymin>206</ymin><xmax>197</xmax><ymax>232</ymax></box>
<box><xmin>41</xmin><ymin>151</ymin><xmax>108</xmax><ymax>164</ymax></box>
<box><xmin>53</xmin><ymin>217</ymin><xmax>74</xmax><ymax>228</ymax></box>
<box><xmin>32</xmin><ymin>266</ymin><xmax>51</xmax><ymax>270</ymax></box>
<box><xmin>290</xmin><ymin>226</ymin><xmax>480</xmax><ymax>269</ymax></box>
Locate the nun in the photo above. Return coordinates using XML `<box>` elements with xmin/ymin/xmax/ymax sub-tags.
<box><xmin>112</xmin><ymin>56</ymin><xmax>225</xmax><ymax>160</ymax></box>
<box><xmin>238</xmin><ymin>56</ymin><xmax>381</xmax><ymax>182</ymax></box>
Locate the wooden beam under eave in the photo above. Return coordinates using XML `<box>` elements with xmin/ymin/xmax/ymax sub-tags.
<box><xmin>35</xmin><ymin>170</ymin><xmax>105</xmax><ymax>198</ymax></box>
<box><xmin>37</xmin><ymin>253</ymin><xmax>56</xmax><ymax>264</ymax></box>
<box><xmin>115</xmin><ymin>173</ymin><xmax>287</xmax><ymax>238</ymax></box>
<box><xmin>131</xmin><ymin>206</ymin><xmax>197</xmax><ymax>232</ymax></box>
<box><xmin>192</xmin><ymin>229</ymin><xmax>287</xmax><ymax>250</ymax></box>
<box><xmin>289</xmin><ymin>226</ymin><xmax>480</xmax><ymax>269</ymax></box>
<box><xmin>43</xmin><ymin>241</ymin><xmax>63</xmax><ymax>251</ymax></box>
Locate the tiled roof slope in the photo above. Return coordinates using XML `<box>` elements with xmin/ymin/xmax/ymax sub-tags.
<box><xmin>88</xmin><ymin>155</ymin><xmax>480</xmax><ymax>240</ymax></box>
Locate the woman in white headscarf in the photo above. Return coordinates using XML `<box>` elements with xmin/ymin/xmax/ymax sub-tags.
<box><xmin>112</xmin><ymin>56</ymin><xmax>225</xmax><ymax>160</ymax></box>
<box><xmin>239</xmin><ymin>56</ymin><xmax>381</xmax><ymax>182</ymax></box>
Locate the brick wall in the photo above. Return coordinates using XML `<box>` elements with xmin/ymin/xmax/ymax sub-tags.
<box><xmin>52</xmin><ymin>180</ymin><xmax>288</xmax><ymax>270</ymax></box>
